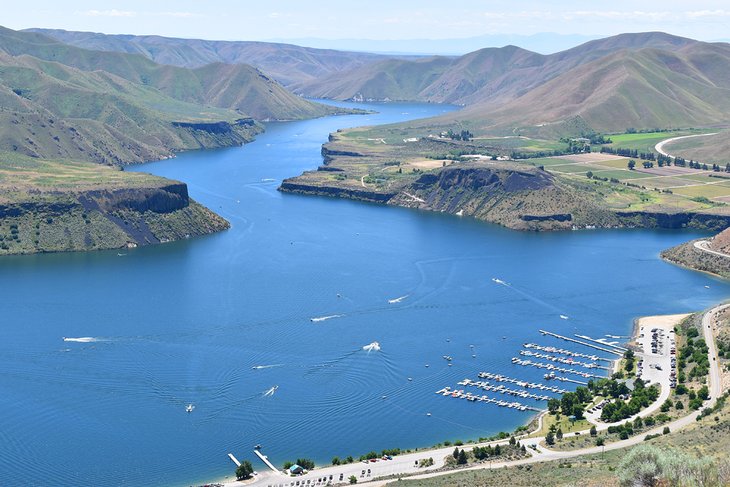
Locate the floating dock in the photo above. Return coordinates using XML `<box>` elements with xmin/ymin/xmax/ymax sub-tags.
<box><xmin>511</xmin><ymin>357</ymin><xmax>603</xmax><ymax>379</ymax></box>
<box><xmin>435</xmin><ymin>387</ymin><xmax>541</xmax><ymax>412</ymax></box>
<box><xmin>539</xmin><ymin>330</ymin><xmax>623</xmax><ymax>356</ymax></box>
<box><xmin>519</xmin><ymin>350</ymin><xmax>609</xmax><ymax>370</ymax></box>
<box><xmin>477</xmin><ymin>371</ymin><xmax>568</xmax><ymax>394</ymax></box>
<box><xmin>523</xmin><ymin>343</ymin><xmax>612</xmax><ymax>362</ymax></box>
<box><xmin>457</xmin><ymin>378</ymin><xmax>551</xmax><ymax>401</ymax></box>
<box><xmin>575</xmin><ymin>334</ymin><xmax>628</xmax><ymax>352</ymax></box>
<box><xmin>228</xmin><ymin>453</ymin><xmax>241</xmax><ymax>467</ymax></box>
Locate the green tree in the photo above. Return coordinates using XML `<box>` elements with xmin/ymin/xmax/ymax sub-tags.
<box><xmin>546</xmin><ymin>430</ymin><xmax>555</xmax><ymax>446</ymax></box>
<box><xmin>349</xmin><ymin>475</ymin><xmax>358</xmax><ymax>484</ymax></box>
<box><xmin>628</xmin><ymin>159</ymin><xmax>636</xmax><ymax>170</ymax></box>
<box><xmin>235</xmin><ymin>460</ymin><xmax>254</xmax><ymax>480</ymax></box>
<box><xmin>452</xmin><ymin>447</ymin><xmax>460</xmax><ymax>459</ymax></box>
<box><xmin>595</xmin><ymin>436</ymin><xmax>605</xmax><ymax>446</ymax></box>
<box><xmin>547</xmin><ymin>398</ymin><xmax>560</xmax><ymax>414</ymax></box>
<box><xmin>556</xmin><ymin>428</ymin><xmax>563</xmax><ymax>440</ymax></box>
<box><xmin>590</xmin><ymin>425</ymin><xmax>597</xmax><ymax>437</ymax></box>
<box><xmin>332</xmin><ymin>456</ymin><xmax>341</xmax><ymax>465</ymax></box>
<box><xmin>457</xmin><ymin>449</ymin><xmax>468</xmax><ymax>465</ymax></box>
<box><xmin>296</xmin><ymin>458</ymin><xmax>315</xmax><ymax>470</ymax></box>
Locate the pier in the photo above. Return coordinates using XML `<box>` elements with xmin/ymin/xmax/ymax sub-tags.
<box><xmin>228</xmin><ymin>453</ymin><xmax>241</xmax><ymax>467</ymax></box>
<box><xmin>543</xmin><ymin>372</ymin><xmax>588</xmax><ymax>385</ymax></box>
<box><xmin>457</xmin><ymin>378</ymin><xmax>551</xmax><ymax>401</ymax></box>
<box><xmin>477</xmin><ymin>371</ymin><xmax>568</xmax><ymax>394</ymax></box>
<box><xmin>575</xmin><ymin>334</ymin><xmax>628</xmax><ymax>352</ymax></box>
<box><xmin>539</xmin><ymin>329</ymin><xmax>623</xmax><ymax>356</ymax></box>
<box><xmin>435</xmin><ymin>387</ymin><xmax>541</xmax><ymax>412</ymax></box>
<box><xmin>254</xmin><ymin>449</ymin><xmax>284</xmax><ymax>475</ymax></box>
<box><xmin>511</xmin><ymin>357</ymin><xmax>603</xmax><ymax>379</ymax></box>
<box><xmin>519</xmin><ymin>350</ymin><xmax>610</xmax><ymax>370</ymax></box>
<box><xmin>523</xmin><ymin>343</ymin><xmax>612</xmax><ymax>362</ymax></box>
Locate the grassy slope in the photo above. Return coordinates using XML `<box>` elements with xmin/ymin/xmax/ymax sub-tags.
<box><xmin>0</xmin><ymin>26</ymin><xmax>341</xmax><ymax>121</ymax></box>
<box><xmin>662</xmin><ymin>130</ymin><xmax>730</xmax><ymax>165</ymax></box>
<box><xmin>25</xmin><ymin>28</ymin><xmax>390</xmax><ymax>86</ymax></box>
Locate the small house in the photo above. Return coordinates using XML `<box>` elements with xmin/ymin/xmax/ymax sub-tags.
<box><xmin>289</xmin><ymin>464</ymin><xmax>304</xmax><ymax>475</ymax></box>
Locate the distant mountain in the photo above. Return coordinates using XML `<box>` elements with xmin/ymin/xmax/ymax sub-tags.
<box><xmin>267</xmin><ymin>33</ymin><xmax>599</xmax><ymax>56</ymax></box>
<box><xmin>0</xmin><ymin>26</ymin><xmax>356</xmax><ymax>165</ymax></box>
<box><xmin>1</xmin><ymin>27</ymin><xmax>340</xmax><ymax>121</ymax></box>
<box><xmin>452</xmin><ymin>41</ymin><xmax>730</xmax><ymax>135</ymax></box>
<box><xmin>24</xmin><ymin>28</ymin><xmax>394</xmax><ymax>86</ymax></box>
<box><xmin>293</xmin><ymin>32</ymin><xmax>700</xmax><ymax>106</ymax></box>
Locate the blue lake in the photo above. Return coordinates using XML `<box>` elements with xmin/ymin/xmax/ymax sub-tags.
<box><xmin>0</xmin><ymin>101</ymin><xmax>728</xmax><ymax>486</ymax></box>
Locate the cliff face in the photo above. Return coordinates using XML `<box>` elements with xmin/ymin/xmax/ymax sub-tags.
<box><xmin>390</xmin><ymin>164</ymin><xmax>603</xmax><ymax>230</ymax></box>
<box><xmin>0</xmin><ymin>183</ymin><xmax>229</xmax><ymax>255</ymax></box>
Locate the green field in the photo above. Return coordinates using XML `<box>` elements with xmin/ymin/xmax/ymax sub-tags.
<box><xmin>606</xmin><ymin>130</ymin><xmax>707</xmax><ymax>153</ymax></box>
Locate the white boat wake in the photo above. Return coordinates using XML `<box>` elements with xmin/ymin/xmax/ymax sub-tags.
<box><xmin>62</xmin><ymin>337</ymin><xmax>105</xmax><ymax>343</ymax></box>
<box><xmin>363</xmin><ymin>341</ymin><xmax>381</xmax><ymax>352</ymax></box>
<box><xmin>263</xmin><ymin>385</ymin><xmax>279</xmax><ymax>397</ymax></box>
<box><xmin>310</xmin><ymin>314</ymin><xmax>343</xmax><ymax>322</ymax></box>
<box><xmin>559</xmin><ymin>315</ymin><xmax>569</xmax><ymax>320</ymax></box>
<box><xmin>261</xmin><ymin>178</ymin><xmax>277</xmax><ymax>182</ymax></box>
<box><xmin>492</xmin><ymin>278</ymin><xmax>508</xmax><ymax>285</ymax></box>
<box><xmin>252</xmin><ymin>364</ymin><xmax>284</xmax><ymax>370</ymax></box>
<box><xmin>388</xmin><ymin>295</ymin><xmax>409</xmax><ymax>304</ymax></box>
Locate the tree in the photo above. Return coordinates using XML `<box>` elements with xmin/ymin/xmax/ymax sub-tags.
<box><xmin>590</xmin><ymin>425</ymin><xmax>597</xmax><ymax>437</ymax></box>
<box><xmin>282</xmin><ymin>461</ymin><xmax>293</xmax><ymax>470</ymax></box>
<box><xmin>457</xmin><ymin>449</ymin><xmax>468</xmax><ymax>465</ymax></box>
<box><xmin>296</xmin><ymin>458</ymin><xmax>315</xmax><ymax>470</ymax></box>
<box><xmin>349</xmin><ymin>475</ymin><xmax>358</xmax><ymax>484</ymax></box>
<box><xmin>235</xmin><ymin>460</ymin><xmax>254</xmax><ymax>480</ymax></box>
<box><xmin>595</xmin><ymin>436</ymin><xmax>605</xmax><ymax>446</ymax></box>
<box><xmin>556</xmin><ymin>428</ymin><xmax>563</xmax><ymax>440</ymax></box>
<box><xmin>452</xmin><ymin>447</ymin><xmax>460</xmax><ymax>459</ymax></box>
<box><xmin>628</xmin><ymin>159</ymin><xmax>636</xmax><ymax>170</ymax></box>
<box><xmin>546</xmin><ymin>430</ymin><xmax>555</xmax><ymax>445</ymax></box>
<box><xmin>332</xmin><ymin>456</ymin><xmax>341</xmax><ymax>465</ymax></box>
<box><xmin>586</xmin><ymin>171</ymin><xmax>594</xmax><ymax>179</ymax></box>
<box><xmin>509</xmin><ymin>436</ymin><xmax>516</xmax><ymax>445</ymax></box>
<box><xmin>547</xmin><ymin>398</ymin><xmax>560</xmax><ymax>414</ymax></box>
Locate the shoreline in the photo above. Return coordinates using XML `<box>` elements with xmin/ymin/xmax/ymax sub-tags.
<box><xmin>207</xmin><ymin>310</ymin><xmax>699</xmax><ymax>487</ymax></box>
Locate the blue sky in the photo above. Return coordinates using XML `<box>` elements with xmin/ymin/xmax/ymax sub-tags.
<box><xmin>4</xmin><ymin>0</ymin><xmax>730</xmax><ymax>42</ymax></box>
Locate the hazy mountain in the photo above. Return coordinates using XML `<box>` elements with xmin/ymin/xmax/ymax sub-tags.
<box><xmin>267</xmin><ymin>33</ymin><xmax>599</xmax><ymax>56</ymax></box>
<box><xmin>293</xmin><ymin>32</ymin><xmax>701</xmax><ymax>107</ymax></box>
<box><xmin>1</xmin><ymin>27</ymin><xmax>341</xmax><ymax>121</ymax></box>
<box><xmin>24</xmin><ymin>28</ymin><xmax>394</xmax><ymax>86</ymax></box>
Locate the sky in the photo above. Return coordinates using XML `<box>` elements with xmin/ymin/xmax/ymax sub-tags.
<box><xmin>4</xmin><ymin>0</ymin><xmax>730</xmax><ymax>44</ymax></box>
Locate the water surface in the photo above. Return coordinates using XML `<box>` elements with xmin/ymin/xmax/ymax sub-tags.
<box><xmin>0</xmin><ymin>101</ymin><xmax>727</xmax><ymax>486</ymax></box>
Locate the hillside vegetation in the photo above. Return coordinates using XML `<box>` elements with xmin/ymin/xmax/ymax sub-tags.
<box><xmin>26</xmin><ymin>28</ymin><xmax>392</xmax><ymax>87</ymax></box>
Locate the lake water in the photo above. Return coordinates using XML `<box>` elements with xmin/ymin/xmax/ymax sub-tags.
<box><xmin>1</xmin><ymin>101</ymin><xmax>728</xmax><ymax>487</ymax></box>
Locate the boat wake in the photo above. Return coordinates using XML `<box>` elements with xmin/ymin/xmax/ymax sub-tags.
<box><xmin>491</xmin><ymin>278</ymin><xmax>508</xmax><ymax>285</ymax></box>
<box><xmin>363</xmin><ymin>341</ymin><xmax>381</xmax><ymax>352</ymax></box>
<box><xmin>388</xmin><ymin>295</ymin><xmax>409</xmax><ymax>304</ymax></box>
<box><xmin>252</xmin><ymin>364</ymin><xmax>284</xmax><ymax>370</ymax></box>
<box><xmin>310</xmin><ymin>314</ymin><xmax>343</xmax><ymax>323</ymax></box>
<box><xmin>262</xmin><ymin>385</ymin><xmax>279</xmax><ymax>397</ymax></box>
<box><xmin>62</xmin><ymin>337</ymin><xmax>106</xmax><ymax>343</ymax></box>
<box><xmin>261</xmin><ymin>178</ymin><xmax>277</xmax><ymax>182</ymax></box>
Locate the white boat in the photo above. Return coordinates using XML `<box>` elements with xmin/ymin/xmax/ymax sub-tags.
<box><xmin>185</xmin><ymin>404</ymin><xmax>195</xmax><ymax>413</ymax></box>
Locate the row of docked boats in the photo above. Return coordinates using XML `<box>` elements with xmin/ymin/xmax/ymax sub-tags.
<box><xmin>457</xmin><ymin>378</ymin><xmax>551</xmax><ymax>401</ymax></box>
<box><xmin>511</xmin><ymin>357</ymin><xmax>603</xmax><ymax>379</ymax></box>
<box><xmin>435</xmin><ymin>387</ymin><xmax>540</xmax><ymax>412</ymax></box>
<box><xmin>519</xmin><ymin>350</ymin><xmax>609</xmax><ymax>370</ymax></box>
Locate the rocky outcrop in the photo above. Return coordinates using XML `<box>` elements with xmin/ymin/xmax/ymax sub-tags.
<box><xmin>279</xmin><ymin>180</ymin><xmax>395</xmax><ymax>203</ymax></box>
<box><xmin>661</xmin><ymin>238</ymin><xmax>730</xmax><ymax>278</ymax></box>
<box><xmin>76</xmin><ymin>184</ymin><xmax>189</xmax><ymax>214</ymax></box>
<box><xmin>321</xmin><ymin>146</ymin><xmax>364</xmax><ymax>164</ymax></box>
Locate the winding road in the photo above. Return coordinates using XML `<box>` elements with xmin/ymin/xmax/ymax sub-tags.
<box><xmin>654</xmin><ymin>132</ymin><xmax>717</xmax><ymax>160</ymax></box>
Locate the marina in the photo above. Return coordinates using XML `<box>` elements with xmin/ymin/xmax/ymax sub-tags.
<box><xmin>539</xmin><ymin>329</ymin><xmax>624</xmax><ymax>355</ymax></box>
<box><xmin>523</xmin><ymin>343</ymin><xmax>612</xmax><ymax>362</ymax></box>
<box><xmin>519</xmin><ymin>350</ymin><xmax>610</xmax><ymax>370</ymax></box>
<box><xmin>456</xmin><ymin>378</ymin><xmax>551</xmax><ymax>401</ymax></box>
<box><xmin>511</xmin><ymin>357</ymin><xmax>604</xmax><ymax>379</ymax></box>
<box><xmin>477</xmin><ymin>371</ymin><xmax>568</xmax><ymax>394</ymax></box>
<box><xmin>435</xmin><ymin>387</ymin><xmax>541</xmax><ymax>412</ymax></box>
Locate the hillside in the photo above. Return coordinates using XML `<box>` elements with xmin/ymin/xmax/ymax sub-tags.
<box><xmin>25</xmin><ymin>28</ymin><xmax>391</xmax><ymax>87</ymax></box>
<box><xmin>0</xmin><ymin>26</ymin><xmax>344</xmax><ymax>121</ymax></box>
<box><xmin>293</xmin><ymin>32</ymin><xmax>701</xmax><ymax>106</ymax></box>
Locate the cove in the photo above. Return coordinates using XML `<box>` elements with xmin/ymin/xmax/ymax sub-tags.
<box><xmin>0</xmin><ymin>101</ymin><xmax>727</xmax><ymax>487</ymax></box>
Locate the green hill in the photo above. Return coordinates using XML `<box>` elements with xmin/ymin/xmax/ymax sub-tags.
<box><xmin>0</xmin><ymin>27</ymin><xmax>343</xmax><ymax>121</ymax></box>
<box><xmin>25</xmin><ymin>28</ymin><xmax>391</xmax><ymax>87</ymax></box>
